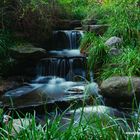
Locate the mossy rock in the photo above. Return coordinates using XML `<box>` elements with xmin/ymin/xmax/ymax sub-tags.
<box><xmin>10</xmin><ymin>44</ymin><xmax>46</xmax><ymax>60</ymax></box>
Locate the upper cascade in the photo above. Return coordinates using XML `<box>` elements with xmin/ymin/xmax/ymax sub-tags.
<box><xmin>35</xmin><ymin>29</ymin><xmax>93</xmax><ymax>82</ymax></box>
<box><xmin>52</xmin><ymin>30</ymin><xmax>84</xmax><ymax>50</ymax></box>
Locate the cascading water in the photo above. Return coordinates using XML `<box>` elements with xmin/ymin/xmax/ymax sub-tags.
<box><xmin>2</xmin><ymin>30</ymin><xmax>97</xmax><ymax>110</ymax></box>
<box><xmin>53</xmin><ymin>30</ymin><xmax>83</xmax><ymax>50</ymax></box>
<box><xmin>36</xmin><ymin>30</ymin><xmax>93</xmax><ymax>81</ymax></box>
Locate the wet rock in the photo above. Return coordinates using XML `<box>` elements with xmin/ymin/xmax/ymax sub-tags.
<box><xmin>2</xmin><ymin>77</ymin><xmax>94</xmax><ymax>109</ymax></box>
<box><xmin>0</xmin><ymin>76</ymin><xmax>27</xmax><ymax>96</ymax></box>
<box><xmin>68</xmin><ymin>106</ymin><xmax>127</xmax><ymax>120</ymax></box>
<box><xmin>10</xmin><ymin>44</ymin><xmax>46</xmax><ymax>60</ymax></box>
<box><xmin>100</xmin><ymin>76</ymin><xmax>140</xmax><ymax>101</ymax></box>
<box><xmin>64</xmin><ymin>106</ymin><xmax>129</xmax><ymax>131</ymax></box>
<box><xmin>54</xmin><ymin>19</ymin><xmax>82</xmax><ymax>30</ymax></box>
<box><xmin>83</xmin><ymin>25</ymin><xmax>109</xmax><ymax>35</ymax></box>
<box><xmin>2</xmin><ymin>84</ymin><xmax>46</xmax><ymax>107</ymax></box>
<box><xmin>105</xmin><ymin>36</ymin><xmax>122</xmax><ymax>47</ymax></box>
<box><xmin>24</xmin><ymin>106</ymin><xmax>130</xmax><ymax>131</ymax></box>
<box><xmin>74</xmin><ymin>27</ymin><xmax>82</xmax><ymax>30</ymax></box>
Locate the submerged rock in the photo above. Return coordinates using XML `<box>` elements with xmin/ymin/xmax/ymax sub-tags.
<box><xmin>100</xmin><ymin>76</ymin><xmax>140</xmax><ymax>101</ymax></box>
<box><xmin>2</xmin><ymin>84</ymin><xmax>45</xmax><ymax>107</ymax></box>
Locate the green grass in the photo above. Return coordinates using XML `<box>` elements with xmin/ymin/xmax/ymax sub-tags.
<box><xmin>0</xmin><ymin>105</ymin><xmax>140</xmax><ymax>140</ymax></box>
<box><xmin>100</xmin><ymin>47</ymin><xmax>140</xmax><ymax>80</ymax></box>
<box><xmin>80</xmin><ymin>0</ymin><xmax>140</xmax><ymax>80</ymax></box>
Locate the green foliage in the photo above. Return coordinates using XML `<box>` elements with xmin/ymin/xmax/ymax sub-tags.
<box><xmin>86</xmin><ymin>0</ymin><xmax>140</xmax><ymax>44</ymax></box>
<box><xmin>80</xmin><ymin>32</ymin><xmax>95</xmax><ymax>53</ymax></box>
<box><xmin>100</xmin><ymin>48</ymin><xmax>140</xmax><ymax>80</ymax></box>
<box><xmin>0</xmin><ymin>108</ymin><xmax>140</xmax><ymax>139</ymax></box>
<box><xmin>81</xmin><ymin>0</ymin><xmax>140</xmax><ymax>80</ymax></box>
<box><xmin>88</xmin><ymin>36</ymin><xmax>108</xmax><ymax>70</ymax></box>
<box><xmin>59</xmin><ymin>0</ymin><xmax>96</xmax><ymax>19</ymax></box>
<box><xmin>80</xmin><ymin>33</ymin><xmax>108</xmax><ymax>71</ymax></box>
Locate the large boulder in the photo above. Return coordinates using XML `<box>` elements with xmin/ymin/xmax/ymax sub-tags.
<box><xmin>10</xmin><ymin>44</ymin><xmax>46</xmax><ymax>60</ymax></box>
<box><xmin>100</xmin><ymin>76</ymin><xmax>140</xmax><ymax>101</ymax></box>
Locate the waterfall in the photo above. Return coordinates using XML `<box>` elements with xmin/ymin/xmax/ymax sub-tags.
<box><xmin>53</xmin><ymin>30</ymin><xmax>84</xmax><ymax>50</ymax></box>
<box><xmin>3</xmin><ymin>30</ymin><xmax>97</xmax><ymax>110</ymax></box>
<box><xmin>36</xmin><ymin>30</ymin><xmax>93</xmax><ymax>82</ymax></box>
<box><xmin>64</xmin><ymin>30</ymin><xmax>83</xmax><ymax>49</ymax></box>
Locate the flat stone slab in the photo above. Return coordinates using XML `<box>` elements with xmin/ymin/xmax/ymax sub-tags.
<box><xmin>10</xmin><ymin>44</ymin><xmax>46</xmax><ymax>60</ymax></box>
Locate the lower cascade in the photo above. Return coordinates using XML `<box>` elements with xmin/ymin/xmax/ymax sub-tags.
<box><xmin>2</xmin><ymin>30</ymin><xmax>97</xmax><ymax>113</ymax></box>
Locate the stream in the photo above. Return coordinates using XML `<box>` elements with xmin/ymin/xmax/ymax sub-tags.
<box><xmin>2</xmin><ymin>30</ymin><xmax>97</xmax><ymax>114</ymax></box>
